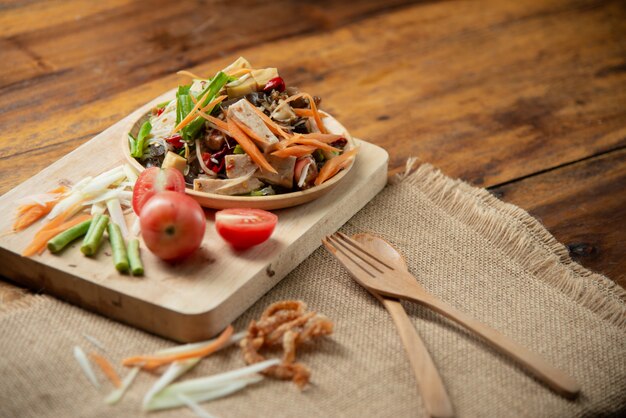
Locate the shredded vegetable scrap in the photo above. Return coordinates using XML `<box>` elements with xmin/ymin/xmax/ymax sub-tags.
<box><xmin>90</xmin><ymin>352</ymin><xmax>122</xmax><ymax>388</ymax></box>
<box><xmin>13</xmin><ymin>186</ymin><xmax>67</xmax><ymax>231</ymax></box>
<box><xmin>122</xmin><ymin>325</ymin><xmax>234</xmax><ymax>370</ymax></box>
<box><xmin>105</xmin><ymin>367</ymin><xmax>140</xmax><ymax>405</ymax></box>
<box><xmin>74</xmin><ymin>346</ymin><xmax>100</xmax><ymax>389</ymax></box>
<box><xmin>240</xmin><ymin>300</ymin><xmax>333</xmax><ymax>389</ymax></box>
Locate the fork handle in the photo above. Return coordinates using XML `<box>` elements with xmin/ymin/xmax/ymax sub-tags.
<box><xmin>378</xmin><ymin>295</ymin><xmax>454</xmax><ymax>418</ymax></box>
<box><xmin>418</xmin><ymin>295</ymin><xmax>581</xmax><ymax>398</ymax></box>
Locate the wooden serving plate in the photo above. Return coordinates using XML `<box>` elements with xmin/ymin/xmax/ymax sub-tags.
<box><xmin>122</xmin><ymin>92</ymin><xmax>357</xmax><ymax>210</ymax></box>
<box><xmin>0</xmin><ymin>90</ymin><xmax>388</xmax><ymax>342</ymax></box>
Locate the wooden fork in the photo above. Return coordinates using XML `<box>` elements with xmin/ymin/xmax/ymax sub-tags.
<box><xmin>322</xmin><ymin>232</ymin><xmax>581</xmax><ymax>399</ymax></box>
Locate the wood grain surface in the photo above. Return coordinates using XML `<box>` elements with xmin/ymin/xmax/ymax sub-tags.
<box><xmin>1</xmin><ymin>0</ymin><xmax>625</xmax><ymax>299</ymax></box>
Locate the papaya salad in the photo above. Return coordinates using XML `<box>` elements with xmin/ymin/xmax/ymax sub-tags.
<box><xmin>129</xmin><ymin>57</ymin><xmax>357</xmax><ymax>196</ymax></box>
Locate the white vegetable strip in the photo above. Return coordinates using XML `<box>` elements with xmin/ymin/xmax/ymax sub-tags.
<box><xmin>142</xmin><ymin>359</ymin><xmax>201</xmax><ymax>409</ymax></box>
<box><xmin>47</xmin><ymin>191</ymin><xmax>84</xmax><ymax>220</ymax></box>
<box><xmin>177</xmin><ymin>393</ymin><xmax>219</xmax><ymax>418</ymax></box>
<box><xmin>145</xmin><ymin>375</ymin><xmax>263</xmax><ymax>411</ymax></box>
<box><xmin>155</xmin><ymin>331</ymin><xmax>246</xmax><ymax>356</ymax></box>
<box><xmin>195</xmin><ymin>139</ymin><xmax>216</xmax><ymax>177</ymax></box>
<box><xmin>159</xmin><ymin>359</ymin><xmax>279</xmax><ymax>394</ymax></box>
<box><xmin>106</xmin><ymin>198</ymin><xmax>129</xmax><ymax>238</ymax></box>
<box><xmin>73</xmin><ymin>346</ymin><xmax>100</xmax><ymax>389</ymax></box>
<box><xmin>81</xmin><ymin>167</ymin><xmax>126</xmax><ymax>196</ymax></box>
<box><xmin>131</xmin><ymin>217</ymin><xmax>141</xmax><ymax>238</ymax></box>
<box><xmin>105</xmin><ymin>367</ymin><xmax>140</xmax><ymax>405</ymax></box>
<box><xmin>91</xmin><ymin>202</ymin><xmax>106</xmax><ymax>216</ymax></box>
<box><xmin>123</xmin><ymin>164</ymin><xmax>138</xmax><ymax>184</ymax></box>
<box><xmin>83</xmin><ymin>333</ymin><xmax>107</xmax><ymax>352</ymax></box>
<box><xmin>81</xmin><ymin>189</ymin><xmax>125</xmax><ymax>206</ymax></box>
<box><xmin>214</xmin><ymin>169</ymin><xmax>256</xmax><ymax>193</ymax></box>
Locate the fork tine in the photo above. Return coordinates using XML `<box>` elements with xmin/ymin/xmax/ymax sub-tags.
<box><xmin>334</xmin><ymin>232</ymin><xmax>395</xmax><ymax>271</ymax></box>
<box><xmin>329</xmin><ymin>235</ymin><xmax>383</xmax><ymax>274</ymax></box>
<box><xmin>322</xmin><ymin>237</ymin><xmax>376</xmax><ymax>278</ymax></box>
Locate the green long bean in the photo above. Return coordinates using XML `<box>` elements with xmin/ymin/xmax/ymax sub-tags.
<box><xmin>81</xmin><ymin>215</ymin><xmax>109</xmax><ymax>256</ymax></box>
<box><xmin>127</xmin><ymin>239</ymin><xmax>144</xmax><ymax>276</ymax></box>
<box><xmin>107</xmin><ymin>223</ymin><xmax>129</xmax><ymax>273</ymax></box>
<box><xmin>47</xmin><ymin>220</ymin><xmax>92</xmax><ymax>253</ymax></box>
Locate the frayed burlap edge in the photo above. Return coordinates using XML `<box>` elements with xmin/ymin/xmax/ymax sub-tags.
<box><xmin>396</xmin><ymin>161</ymin><xmax>626</xmax><ymax>330</ymax></box>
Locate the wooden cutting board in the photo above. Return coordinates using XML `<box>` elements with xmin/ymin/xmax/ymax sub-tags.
<box><xmin>0</xmin><ymin>92</ymin><xmax>388</xmax><ymax>342</ymax></box>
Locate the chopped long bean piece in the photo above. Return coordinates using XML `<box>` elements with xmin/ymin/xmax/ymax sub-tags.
<box><xmin>127</xmin><ymin>239</ymin><xmax>144</xmax><ymax>276</ymax></box>
<box><xmin>47</xmin><ymin>220</ymin><xmax>92</xmax><ymax>253</ymax></box>
<box><xmin>108</xmin><ymin>223</ymin><xmax>129</xmax><ymax>273</ymax></box>
<box><xmin>81</xmin><ymin>215</ymin><xmax>109</xmax><ymax>256</ymax></box>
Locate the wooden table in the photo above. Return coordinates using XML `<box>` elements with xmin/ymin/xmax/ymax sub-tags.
<box><xmin>1</xmin><ymin>0</ymin><xmax>624</xmax><ymax>308</ymax></box>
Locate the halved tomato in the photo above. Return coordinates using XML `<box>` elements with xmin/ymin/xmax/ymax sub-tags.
<box><xmin>215</xmin><ymin>209</ymin><xmax>277</xmax><ymax>250</ymax></box>
<box><xmin>132</xmin><ymin>167</ymin><xmax>186</xmax><ymax>215</ymax></box>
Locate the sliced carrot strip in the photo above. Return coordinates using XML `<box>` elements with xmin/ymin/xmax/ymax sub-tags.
<box><xmin>226</xmin><ymin>68</ymin><xmax>253</xmax><ymax>77</ymax></box>
<box><xmin>197</xmin><ymin>110</ymin><xmax>230</xmax><ymax>135</ymax></box>
<box><xmin>244</xmin><ymin>99</ymin><xmax>292</xmax><ymax>140</ymax></box>
<box><xmin>177</xmin><ymin>70</ymin><xmax>207</xmax><ymax>80</ymax></box>
<box><xmin>13</xmin><ymin>186</ymin><xmax>68</xmax><ymax>231</ymax></box>
<box><xmin>274</xmin><ymin>93</ymin><xmax>327</xmax><ymax>134</ymax></box>
<box><xmin>227</xmin><ymin>117</ymin><xmax>277</xmax><ymax>174</ymax></box>
<box><xmin>231</xmin><ymin>117</ymin><xmax>273</xmax><ymax>149</ymax></box>
<box><xmin>301</xmin><ymin>133</ymin><xmax>344</xmax><ymax>143</ymax></box>
<box><xmin>314</xmin><ymin>148</ymin><xmax>358</xmax><ymax>186</ymax></box>
<box><xmin>173</xmin><ymin>94</ymin><xmax>226</xmax><ymax>134</ymax></box>
<box><xmin>199</xmin><ymin>95</ymin><xmax>226</xmax><ymax>114</ymax></box>
<box><xmin>122</xmin><ymin>325</ymin><xmax>234</xmax><ymax>369</ymax></box>
<box><xmin>272</xmin><ymin>145</ymin><xmax>317</xmax><ymax>158</ymax></box>
<box><xmin>22</xmin><ymin>215</ymin><xmax>91</xmax><ymax>257</ymax></box>
<box><xmin>279</xmin><ymin>137</ymin><xmax>340</xmax><ymax>153</ymax></box>
<box><xmin>90</xmin><ymin>352</ymin><xmax>122</xmax><ymax>388</ymax></box>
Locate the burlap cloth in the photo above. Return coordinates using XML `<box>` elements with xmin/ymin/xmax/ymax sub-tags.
<box><xmin>1</xmin><ymin>164</ymin><xmax>625</xmax><ymax>418</ymax></box>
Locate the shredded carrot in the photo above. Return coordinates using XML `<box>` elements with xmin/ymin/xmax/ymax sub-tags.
<box><xmin>197</xmin><ymin>110</ymin><xmax>230</xmax><ymax>135</ymax></box>
<box><xmin>226</xmin><ymin>68</ymin><xmax>253</xmax><ymax>77</ymax></box>
<box><xmin>293</xmin><ymin>108</ymin><xmax>328</xmax><ymax>118</ymax></box>
<box><xmin>90</xmin><ymin>352</ymin><xmax>122</xmax><ymax>388</ymax></box>
<box><xmin>177</xmin><ymin>70</ymin><xmax>207</xmax><ymax>80</ymax></box>
<box><xmin>279</xmin><ymin>137</ymin><xmax>340</xmax><ymax>153</ymax></box>
<box><xmin>231</xmin><ymin>117</ymin><xmax>272</xmax><ymax>149</ymax></box>
<box><xmin>122</xmin><ymin>325</ymin><xmax>234</xmax><ymax>369</ymax></box>
<box><xmin>199</xmin><ymin>95</ymin><xmax>226</xmax><ymax>114</ymax></box>
<box><xmin>274</xmin><ymin>93</ymin><xmax>327</xmax><ymax>134</ymax></box>
<box><xmin>226</xmin><ymin>117</ymin><xmax>277</xmax><ymax>174</ymax></box>
<box><xmin>244</xmin><ymin>99</ymin><xmax>291</xmax><ymax>140</ymax></box>
<box><xmin>314</xmin><ymin>148</ymin><xmax>358</xmax><ymax>186</ymax></box>
<box><xmin>301</xmin><ymin>133</ymin><xmax>344</xmax><ymax>143</ymax></box>
<box><xmin>13</xmin><ymin>186</ymin><xmax>68</xmax><ymax>231</ymax></box>
<box><xmin>172</xmin><ymin>92</ymin><xmax>223</xmax><ymax>134</ymax></box>
<box><xmin>272</xmin><ymin>145</ymin><xmax>317</xmax><ymax>158</ymax></box>
<box><xmin>22</xmin><ymin>203</ymin><xmax>90</xmax><ymax>257</ymax></box>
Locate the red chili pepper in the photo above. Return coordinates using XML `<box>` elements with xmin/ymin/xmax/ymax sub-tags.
<box><xmin>166</xmin><ymin>134</ymin><xmax>184</xmax><ymax>148</ymax></box>
<box><xmin>202</xmin><ymin>152</ymin><xmax>225</xmax><ymax>173</ymax></box>
<box><xmin>263</xmin><ymin>77</ymin><xmax>285</xmax><ymax>93</ymax></box>
<box><xmin>156</xmin><ymin>107</ymin><xmax>165</xmax><ymax>117</ymax></box>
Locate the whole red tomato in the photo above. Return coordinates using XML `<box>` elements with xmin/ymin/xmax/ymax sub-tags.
<box><xmin>132</xmin><ymin>167</ymin><xmax>186</xmax><ymax>215</ymax></box>
<box><xmin>139</xmin><ymin>191</ymin><xmax>206</xmax><ymax>261</ymax></box>
<box><xmin>215</xmin><ymin>208</ymin><xmax>277</xmax><ymax>250</ymax></box>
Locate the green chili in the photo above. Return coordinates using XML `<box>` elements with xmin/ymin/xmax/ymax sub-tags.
<box><xmin>47</xmin><ymin>220</ymin><xmax>92</xmax><ymax>253</ymax></box>
<box><xmin>131</xmin><ymin>120</ymin><xmax>152</xmax><ymax>158</ymax></box>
